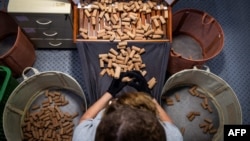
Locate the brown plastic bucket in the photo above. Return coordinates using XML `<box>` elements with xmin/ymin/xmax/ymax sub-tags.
<box><xmin>0</xmin><ymin>11</ymin><xmax>36</xmax><ymax>77</ymax></box>
<box><xmin>168</xmin><ymin>9</ymin><xmax>224</xmax><ymax>74</ymax></box>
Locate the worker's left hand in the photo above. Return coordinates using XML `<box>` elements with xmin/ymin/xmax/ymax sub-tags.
<box><xmin>126</xmin><ymin>71</ymin><xmax>151</xmax><ymax>96</ymax></box>
<box><xmin>107</xmin><ymin>72</ymin><xmax>127</xmax><ymax>97</ymax></box>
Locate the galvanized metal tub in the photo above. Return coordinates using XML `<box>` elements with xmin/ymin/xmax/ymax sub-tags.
<box><xmin>3</xmin><ymin>67</ymin><xmax>87</xmax><ymax>141</ymax></box>
<box><xmin>161</xmin><ymin>66</ymin><xmax>242</xmax><ymax>141</ymax></box>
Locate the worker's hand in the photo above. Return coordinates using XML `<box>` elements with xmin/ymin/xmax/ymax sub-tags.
<box><xmin>107</xmin><ymin>72</ymin><xmax>127</xmax><ymax>97</ymax></box>
<box><xmin>126</xmin><ymin>71</ymin><xmax>151</xmax><ymax>95</ymax></box>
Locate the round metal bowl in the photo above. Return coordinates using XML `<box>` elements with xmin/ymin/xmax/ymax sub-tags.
<box><xmin>3</xmin><ymin>67</ymin><xmax>87</xmax><ymax>141</ymax></box>
<box><xmin>161</xmin><ymin>66</ymin><xmax>242</xmax><ymax>141</ymax></box>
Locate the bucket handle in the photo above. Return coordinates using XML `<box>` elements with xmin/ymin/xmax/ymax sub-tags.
<box><xmin>22</xmin><ymin>67</ymin><xmax>40</xmax><ymax>80</ymax></box>
<box><xmin>193</xmin><ymin>65</ymin><xmax>210</xmax><ymax>72</ymax></box>
<box><xmin>6</xmin><ymin>104</ymin><xmax>24</xmax><ymax>116</ymax></box>
<box><xmin>170</xmin><ymin>49</ymin><xmax>182</xmax><ymax>57</ymax></box>
<box><xmin>202</xmin><ymin>13</ymin><xmax>214</xmax><ymax>25</ymax></box>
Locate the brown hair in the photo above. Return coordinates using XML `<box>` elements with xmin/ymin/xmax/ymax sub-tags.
<box><xmin>95</xmin><ymin>104</ymin><xmax>166</xmax><ymax>141</ymax></box>
<box><xmin>116</xmin><ymin>92</ymin><xmax>158</xmax><ymax>115</ymax></box>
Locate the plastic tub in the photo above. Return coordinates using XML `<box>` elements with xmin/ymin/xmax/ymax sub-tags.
<box><xmin>0</xmin><ymin>66</ymin><xmax>19</xmax><ymax>140</ymax></box>
<box><xmin>168</xmin><ymin>9</ymin><xmax>224</xmax><ymax>74</ymax></box>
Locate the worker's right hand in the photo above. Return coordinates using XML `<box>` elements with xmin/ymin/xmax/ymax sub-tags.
<box><xmin>107</xmin><ymin>72</ymin><xmax>127</xmax><ymax>97</ymax></box>
<box><xmin>126</xmin><ymin>71</ymin><xmax>151</xmax><ymax>95</ymax></box>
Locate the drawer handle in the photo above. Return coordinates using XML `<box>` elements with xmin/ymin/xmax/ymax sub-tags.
<box><xmin>49</xmin><ymin>42</ymin><xmax>62</xmax><ymax>47</ymax></box>
<box><xmin>43</xmin><ymin>31</ymin><xmax>58</xmax><ymax>37</ymax></box>
<box><xmin>36</xmin><ymin>18</ymin><xmax>52</xmax><ymax>25</ymax></box>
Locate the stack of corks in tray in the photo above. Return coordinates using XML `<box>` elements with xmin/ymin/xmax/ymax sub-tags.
<box><xmin>22</xmin><ymin>90</ymin><xmax>79</xmax><ymax>141</ymax></box>
<box><xmin>79</xmin><ymin>0</ymin><xmax>168</xmax><ymax>41</ymax></box>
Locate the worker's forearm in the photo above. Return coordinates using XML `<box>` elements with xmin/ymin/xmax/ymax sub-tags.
<box><xmin>153</xmin><ymin>99</ymin><xmax>173</xmax><ymax>123</ymax></box>
<box><xmin>80</xmin><ymin>92</ymin><xmax>113</xmax><ymax>122</ymax></box>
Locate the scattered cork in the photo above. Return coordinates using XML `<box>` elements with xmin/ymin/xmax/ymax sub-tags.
<box><xmin>180</xmin><ymin>127</ymin><xmax>185</xmax><ymax>135</ymax></box>
<box><xmin>98</xmin><ymin>45</ymin><xmax>157</xmax><ymax>89</ymax></box>
<box><xmin>166</xmin><ymin>98</ymin><xmax>174</xmax><ymax>106</ymax></box>
<box><xmin>188</xmin><ymin>85</ymin><xmax>197</xmax><ymax>96</ymax></box>
<box><xmin>204</xmin><ymin>118</ymin><xmax>212</xmax><ymax>124</ymax></box>
<box><xmin>200</xmin><ymin>96</ymin><xmax>214</xmax><ymax>113</ymax></box>
<box><xmin>31</xmin><ymin>105</ymin><xmax>40</xmax><ymax>110</ymax></box>
<box><xmin>164</xmin><ymin>85</ymin><xmax>218</xmax><ymax>137</ymax></box>
<box><xmin>193</xmin><ymin>112</ymin><xmax>201</xmax><ymax>116</ymax></box>
<box><xmin>199</xmin><ymin>118</ymin><xmax>218</xmax><ymax>135</ymax></box>
<box><xmin>147</xmin><ymin>77</ymin><xmax>157</xmax><ymax>89</ymax></box>
<box><xmin>209</xmin><ymin>128</ymin><xmax>217</xmax><ymax>134</ymax></box>
<box><xmin>175</xmin><ymin>93</ymin><xmax>180</xmax><ymax>102</ymax></box>
<box><xmin>186</xmin><ymin>111</ymin><xmax>200</xmax><ymax>121</ymax></box>
<box><xmin>201</xmin><ymin>102</ymin><xmax>207</xmax><ymax>110</ymax></box>
<box><xmin>207</xmin><ymin>105</ymin><xmax>213</xmax><ymax>113</ymax></box>
<box><xmin>188</xmin><ymin>114</ymin><xmax>195</xmax><ymax>121</ymax></box>
<box><xmin>121</xmin><ymin>76</ymin><xmax>133</xmax><ymax>82</ymax></box>
<box><xmin>198</xmin><ymin>94</ymin><xmax>206</xmax><ymax>99</ymax></box>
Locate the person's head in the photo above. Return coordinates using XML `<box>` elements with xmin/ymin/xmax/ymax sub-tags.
<box><xmin>116</xmin><ymin>91</ymin><xmax>158</xmax><ymax>115</ymax></box>
<box><xmin>95</xmin><ymin>103</ymin><xmax>166</xmax><ymax>141</ymax></box>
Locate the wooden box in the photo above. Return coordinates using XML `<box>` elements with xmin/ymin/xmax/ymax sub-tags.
<box><xmin>73</xmin><ymin>0</ymin><xmax>178</xmax><ymax>43</ymax></box>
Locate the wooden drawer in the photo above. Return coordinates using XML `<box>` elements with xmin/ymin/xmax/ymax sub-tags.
<box><xmin>73</xmin><ymin>0</ymin><xmax>178</xmax><ymax>43</ymax></box>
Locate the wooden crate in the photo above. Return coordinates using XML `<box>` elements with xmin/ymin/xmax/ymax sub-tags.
<box><xmin>73</xmin><ymin>0</ymin><xmax>177</xmax><ymax>42</ymax></box>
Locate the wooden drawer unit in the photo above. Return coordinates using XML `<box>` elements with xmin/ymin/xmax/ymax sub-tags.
<box><xmin>7</xmin><ymin>0</ymin><xmax>75</xmax><ymax>49</ymax></box>
<box><xmin>73</xmin><ymin>0</ymin><xmax>178</xmax><ymax>43</ymax></box>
